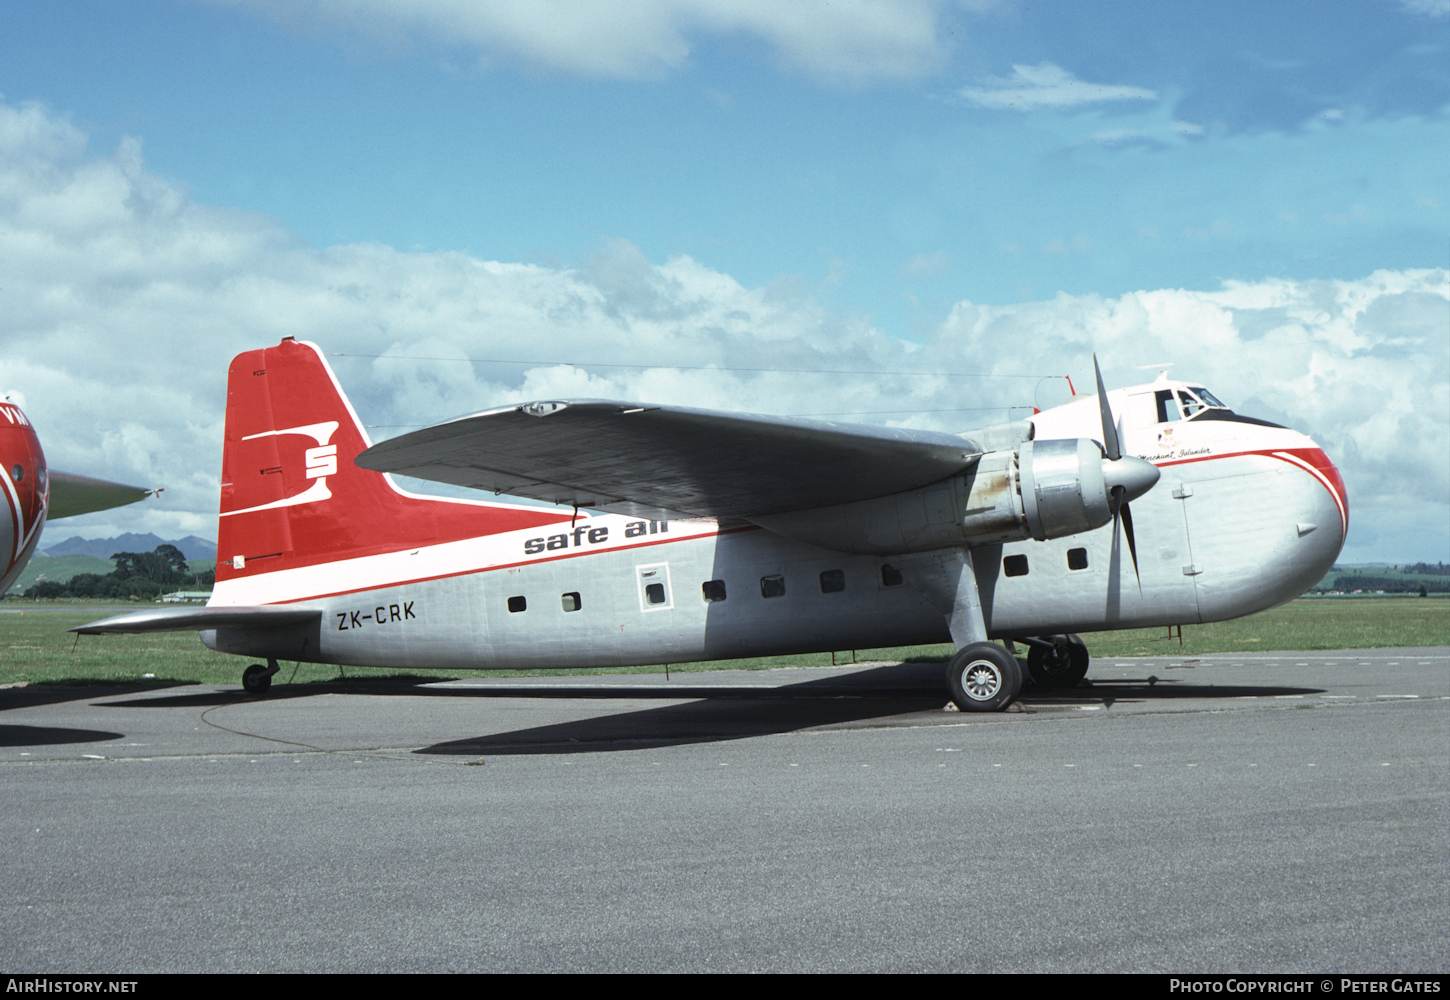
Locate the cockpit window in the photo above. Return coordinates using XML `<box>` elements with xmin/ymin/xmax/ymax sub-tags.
<box><xmin>1155</xmin><ymin>389</ymin><xmax>1182</xmax><ymax>423</ymax></box>
<box><xmin>1188</xmin><ymin>386</ymin><xmax>1227</xmax><ymax>409</ymax></box>
<box><xmin>1158</xmin><ymin>386</ymin><xmax>1230</xmax><ymax>423</ymax></box>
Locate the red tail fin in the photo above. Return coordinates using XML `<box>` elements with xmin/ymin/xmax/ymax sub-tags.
<box><xmin>216</xmin><ymin>338</ymin><xmax>570</xmax><ymax>585</ymax></box>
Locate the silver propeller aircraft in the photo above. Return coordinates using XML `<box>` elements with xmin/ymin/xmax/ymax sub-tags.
<box><xmin>77</xmin><ymin>338</ymin><xmax>1347</xmax><ymax>711</ymax></box>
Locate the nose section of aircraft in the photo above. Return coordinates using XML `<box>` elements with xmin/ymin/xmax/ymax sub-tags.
<box><xmin>1280</xmin><ymin>444</ymin><xmax>1349</xmax><ymax>578</ymax></box>
<box><xmin>1103</xmin><ymin>454</ymin><xmax>1160</xmax><ymax>503</ymax></box>
<box><xmin>1184</xmin><ymin>434</ymin><xmax>1349</xmax><ymax>621</ymax></box>
<box><xmin>0</xmin><ymin>411</ymin><xmax>48</xmax><ymax>593</ymax></box>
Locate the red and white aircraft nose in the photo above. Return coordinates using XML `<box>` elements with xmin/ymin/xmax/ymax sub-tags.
<box><xmin>1273</xmin><ymin>443</ymin><xmax>1349</xmax><ymax>545</ymax></box>
<box><xmin>0</xmin><ymin>402</ymin><xmax>48</xmax><ymax>593</ymax></box>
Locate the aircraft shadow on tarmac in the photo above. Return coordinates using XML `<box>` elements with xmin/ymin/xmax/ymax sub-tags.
<box><xmin>1</xmin><ymin>665</ymin><xmax>1325</xmax><ymax>754</ymax></box>
<box><xmin>411</xmin><ymin>666</ymin><xmax>1328</xmax><ymax>756</ymax></box>
<box><xmin>0</xmin><ymin>723</ymin><xmax>125</xmax><ymax>747</ymax></box>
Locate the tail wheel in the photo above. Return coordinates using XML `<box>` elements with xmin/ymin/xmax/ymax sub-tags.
<box><xmin>1026</xmin><ymin>634</ymin><xmax>1089</xmax><ymax>688</ymax></box>
<box><xmin>242</xmin><ymin>663</ymin><xmax>273</xmax><ymax>695</ymax></box>
<box><xmin>946</xmin><ymin>643</ymin><xmax>1022</xmax><ymax>712</ymax></box>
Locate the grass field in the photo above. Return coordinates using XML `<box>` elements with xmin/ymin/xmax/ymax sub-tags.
<box><xmin>2</xmin><ymin>595</ymin><xmax>1445</xmax><ymax>688</ymax></box>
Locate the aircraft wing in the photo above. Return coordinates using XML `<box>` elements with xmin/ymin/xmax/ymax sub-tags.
<box><xmin>356</xmin><ymin>400</ymin><xmax>982</xmax><ymax>519</ymax></box>
<box><xmin>70</xmin><ymin>606</ymin><xmax>322</xmax><ymax>635</ymax></box>
<box><xmin>48</xmin><ymin>471</ymin><xmax>152</xmax><ymax>519</ymax></box>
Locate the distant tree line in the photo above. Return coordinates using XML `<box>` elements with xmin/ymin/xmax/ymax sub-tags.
<box><xmin>25</xmin><ymin>545</ymin><xmax>214</xmax><ymax>599</ymax></box>
<box><xmin>1402</xmin><ymin>562</ymin><xmax>1449</xmax><ymax>576</ymax></box>
<box><xmin>1331</xmin><ymin>575</ymin><xmax>1446</xmax><ymax>594</ymax></box>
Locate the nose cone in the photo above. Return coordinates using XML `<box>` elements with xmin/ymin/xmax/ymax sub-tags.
<box><xmin>1103</xmin><ymin>454</ymin><xmax>1160</xmax><ymax>503</ymax></box>
<box><xmin>0</xmin><ymin>409</ymin><xmax>48</xmax><ymax>594</ymax></box>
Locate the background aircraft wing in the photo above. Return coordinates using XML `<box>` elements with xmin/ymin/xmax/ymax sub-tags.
<box><xmin>357</xmin><ymin>400</ymin><xmax>982</xmax><ymax>518</ymax></box>
<box><xmin>48</xmin><ymin>471</ymin><xmax>153</xmax><ymax>519</ymax></box>
<box><xmin>71</xmin><ymin>606</ymin><xmax>323</xmax><ymax>634</ymax></box>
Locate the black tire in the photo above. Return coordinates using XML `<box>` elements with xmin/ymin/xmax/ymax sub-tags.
<box><xmin>1025</xmin><ymin>634</ymin><xmax>1089</xmax><ymax>688</ymax></box>
<box><xmin>242</xmin><ymin>663</ymin><xmax>272</xmax><ymax>695</ymax></box>
<box><xmin>946</xmin><ymin>643</ymin><xmax>1021</xmax><ymax>712</ymax></box>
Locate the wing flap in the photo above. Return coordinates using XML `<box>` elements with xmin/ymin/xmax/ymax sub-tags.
<box><xmin>357</xmin><ymin>400</ymin><xmax>981</xmax><ymax>518</ymax></box>
<box><xmin>70</xmin><ymin>606</ymin><xmax>322</xmax><ymax>635</ymax></box>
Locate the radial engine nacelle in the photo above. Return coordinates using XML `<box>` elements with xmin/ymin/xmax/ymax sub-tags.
<box><xmin>748</xmin><ymin>437</ymin><xmax>1159</xmax><ymax>556</ymax></box>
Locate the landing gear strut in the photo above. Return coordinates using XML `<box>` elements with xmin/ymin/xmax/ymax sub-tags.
<box><xmin>946</xmin><ymin>643</ymin><xmax>1022</xmax><ymax>712</ymax></box>
<box><xmin>1023</xmin><ymin>634</ymin><xmax>1089</xmax><ymax>688</ymax></box>
<box><xmin>242</xmin><ymin>659</ymin><xmax>281</xmax><ymax>695</ymax></box>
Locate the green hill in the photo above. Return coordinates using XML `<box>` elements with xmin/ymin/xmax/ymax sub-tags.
<box><xmin>7</xmin><ymin>555</ymin><xmax>116</xmax><ymax>595</ymax></box>
<box><xmin>7</xmin><ymin>558</ymin><xmax>215</xmax><ymax>597</ymax></box>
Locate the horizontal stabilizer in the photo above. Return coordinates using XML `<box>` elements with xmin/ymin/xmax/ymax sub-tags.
<box><xmin>70</xmin><ymin>606</ymin><xmax>322</xmax><ymax>635</ymax></box>
<box><xmin>358</xmin><ymin>400</ymin><xmax>981</xmax><ymax>519</ymax></box>
<box><xmin>48</xmin><ymin>472</ymin><xmax>152</xmax><ymax>520</ymax></box>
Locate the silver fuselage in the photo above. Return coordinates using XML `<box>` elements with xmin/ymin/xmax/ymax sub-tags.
<box><xmin>204</xmin><ymin>387</ymin><xmax>1346</xmax><ymax>670</ymax></box>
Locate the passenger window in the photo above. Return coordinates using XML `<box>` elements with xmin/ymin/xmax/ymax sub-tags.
<box><xmin>636</xmin><ymin>563</ymin><xmax>673</xmax><ymax>611</ymax></box>
<box><xmin>1067</xmin><ymin>548</ymin><xmax>1088</xmax><ymax>571</ymax></box>
<box><xmin>760</xmin><ymin>575</ymin><xmax>786</xmax><ymax>598</ymax></box>
<box><xmin>819</xmin><ymin>569</ymin><xmax>845</xmax><ymax>593</ymax></box>
<box><xmin>561</xmin><ymin>592</ymin><xmax>581</xmax><ymax>612</ymax></box>
<box><xmin>881</xmin><ymin>565</ymin><xmax>903</xmax><ymax>587</ymax></box>
<box><xmin>702</xmin><ymin>580</ymin><xmax>727</xmax><ymax>603</ymax></box>
<box><xmin>1003</xmin><ymin>555</ymin><xmax>1029</xmax><ymax>577</ymax></box>
<box><xmin>507</xmin><ymin>596</ymin><xmax>527</xmax><ymax>613</ymax></box>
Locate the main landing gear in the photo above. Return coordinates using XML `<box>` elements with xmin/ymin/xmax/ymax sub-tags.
<box><xmin>1021</xmin><ymin>634</ymin><xmax>1089</xmax><ymax>689</ymax></box>
<box><xmin>242</xmin><ymin>659</ymin><xmax>281</xmax><ymax>695</ymax></box>
<box><xmin>945</xmin><ymin>643</ymin><xmax>1022</xmax><ymax>713</ymax></box>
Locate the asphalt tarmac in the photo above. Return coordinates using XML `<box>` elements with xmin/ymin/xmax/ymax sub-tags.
<box><xmin>2</xmin><ymin>648</ymin><xmax>1446</xmax><ymax>973</ymax></box>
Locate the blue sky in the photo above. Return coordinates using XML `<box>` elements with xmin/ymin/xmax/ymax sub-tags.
<box><xmin>0</xmin><ymin>0</ymin><xmax>1446</xmax><ymax>562</ymax></box>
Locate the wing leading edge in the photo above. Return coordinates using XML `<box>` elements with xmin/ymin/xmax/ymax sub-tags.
<box><xmin>356</xmin><ymin>400</ymin><xmax>983</xmax><ymax>519</ymax></box>
<box><xmin>47</xmin><ymin>472</ymin><xmax>153</xmax><ymax>520</ymax></box>
<box><xmin>71</xmin><ymin>607</ymin><xmax>322</xmax><ymax>635</ymax></box>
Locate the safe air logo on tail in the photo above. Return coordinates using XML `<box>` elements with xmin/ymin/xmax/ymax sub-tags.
<box><xmin>232</xmin><ymin>420</ymin><xmax>340</xmax><ymax>516</ymax></box>
<box><xmin>216</xmin><ymin>338</ymin><xmax>572</xmax><ymax>583</ymax></box>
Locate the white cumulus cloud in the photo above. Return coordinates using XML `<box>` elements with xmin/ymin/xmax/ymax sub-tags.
<box><xmin>2</xmin><ymin>99</ymin><xmax>1445</xmax><ymax>564</ymax></box>
<box><xmin>202</xmin><ymin>0</ymin><xmax>956</xmax><ymax>82</ymax></box>
<box><xmin>959</xmin><ymin>62</ymin><xmax>1158</xmax><ymax>110</ymax></box>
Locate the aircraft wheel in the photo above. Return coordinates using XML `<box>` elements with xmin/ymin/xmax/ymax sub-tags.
<box><xmin>242</xmin><ymin>663</ymin><xmax>272</xmax><ymax>695</ymax></box>
<box><xmin>1026</xmin><ymin>634</ymin><xmax>1089</xmax><ymax>688</ymax></box>
<box><xmin>946</xmin><ymin>643</ymin><xmax>1021</xmax><ymax>712</ymax></box>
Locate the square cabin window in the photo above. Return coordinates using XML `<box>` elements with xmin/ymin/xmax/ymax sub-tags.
<box><xmin>702</xmin><ymin>580</ymin><xmax>727</xmax><ymax>603</ymax></box>
<box><xmin>819</xmin><ymin>569</ymin><xmax>846</xmax><ymax>593</ymax></box>
<box><xmin>1067</xmin><ymin>548</ymin><xmax>1089</xmax><ymax>571</ymax></box>
<box><xmin>1003</xmin><ymin>555</ymin><xmax>1029</xmax><ymax>578</ymax></box>
<box><xmin>561</xmin><ymin>592</ymin><xmax>581</xmax><ymax>612</ymax></box>
<box><xmin>645</xmin><ymin>583</ymin><xmax>667</xmax><ymax>605</ymax></box>
<box><xmin>507</xmin><ymin>596</ymin><xmax>527</xmax><ymax>613</ymax></box>
<box><xmin>760</xmin><ymin>575</ymin><xmax>786</xmax><ymax>599</ymax></box>
<box><xmin>881</xmin><ymin>565</ymin><xmax>903</xmax><ymax>587</ymax></box>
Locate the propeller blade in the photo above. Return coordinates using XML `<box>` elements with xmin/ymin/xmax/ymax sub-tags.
<box><xmin>1093</xmin><ymin>354</ymin><xmax>1121</xmax><ymax>461</ymax></box>
<box><xmin>1121</xmin><ymin>498</ymin><xmax>1142</xmax><ymax>590</ymax></box>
